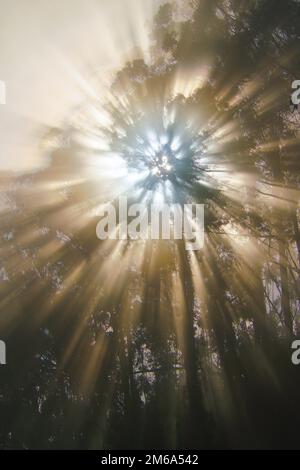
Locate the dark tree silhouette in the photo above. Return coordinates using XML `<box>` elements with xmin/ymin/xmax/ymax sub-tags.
<box><xmin>0</xmin><ymin>0</ymin><xmax>299</xmax><ymax>449</ymax></box>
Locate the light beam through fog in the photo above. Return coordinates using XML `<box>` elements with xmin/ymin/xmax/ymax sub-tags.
<box><xmin>0</xmin><ymin>0</ymin><xmax>300</xmax><ymax>450</ymax></box>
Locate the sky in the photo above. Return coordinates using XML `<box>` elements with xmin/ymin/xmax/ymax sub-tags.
<box><xmin>0</xmin><ymin>0</ymin><xmax>163</xmax><ymax>171</ymax></box>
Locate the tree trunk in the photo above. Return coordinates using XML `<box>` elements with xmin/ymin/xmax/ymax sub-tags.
<box><xmin>278</xmin><ymin>237</ymin><xmax>293</xmax><ymax>335</ymax></box>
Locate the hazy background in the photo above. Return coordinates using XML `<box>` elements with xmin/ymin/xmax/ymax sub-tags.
<box><xmin>0</xmin><ymin>0</ymin><xmax>163</xmax><ymax>171</ymax></box>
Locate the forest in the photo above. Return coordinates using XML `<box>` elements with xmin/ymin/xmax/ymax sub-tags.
<box><xmin>0</xmin><ymin>0</ymin><xmax>300</xmax><ymax>449</ymax></box>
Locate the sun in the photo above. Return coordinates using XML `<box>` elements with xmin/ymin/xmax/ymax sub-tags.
<box><xmin>151</xmin><ymin>154</ymin><xmax>173</xmax><ymax>179</ymax></box>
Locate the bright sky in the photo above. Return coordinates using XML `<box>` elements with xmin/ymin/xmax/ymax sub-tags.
<box><xmin>0</xmin><ymin>0</ymin><xmax>163</xmax><ymax>171</ymax></box>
